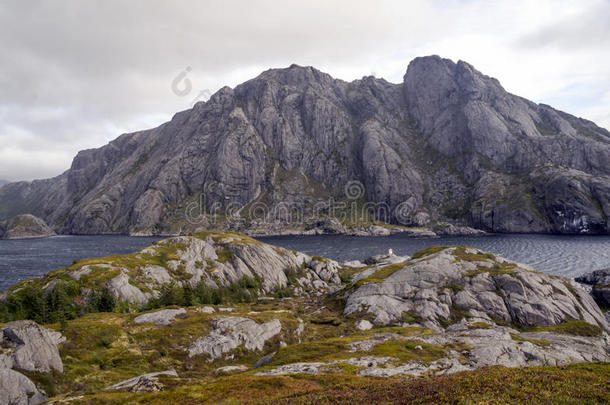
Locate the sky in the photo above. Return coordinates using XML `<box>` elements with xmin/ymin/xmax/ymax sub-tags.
<box><xmin>0</xmin><ymin>0</ymin><xmax>609</xmax><ymax>182</ymax></box>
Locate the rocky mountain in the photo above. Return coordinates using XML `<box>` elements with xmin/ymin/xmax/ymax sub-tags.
<box><xmin>0</xmin><ymin>214</ymin><xmax>56</xmax><ymax>239</ymax></box>
<box><xmin>1</xmin><ymin>56</ymin><xmax>609</xmax><ymax>235</ymax></box>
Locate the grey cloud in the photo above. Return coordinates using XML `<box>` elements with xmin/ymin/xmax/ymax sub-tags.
<box><xmin>0</xmin><ymin>0</ymin><xmax>609</xmax><ymax>181</ymax></box>
<box><xmin>515</xmin><ymin>1</ymin><xmax>610</xmax><ymax>50</ymax></box>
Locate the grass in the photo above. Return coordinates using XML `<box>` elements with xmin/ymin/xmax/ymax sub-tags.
<box><xmin>354</xmin><ymin>262</ymin><xmax>409</xmax><ymax>287</ymax></box>
<box><xmin>367</xmin><ymin>339</ymin><xmax>448</xmax><ymax>364</ymax></box>
<box><xmin>61</xmin><ymin>363</ymin><xmax>610</xmax><ymax>404</ymax></box>
<box><xmin>412</xmin><ymin>246</ymin><xmax>447</xmax><ymax>260</ymax></box>
<box><xmin>469</xmin><ymin>321</ymin><xmax>493</xmax><ymax>329</ymax></box>
<box><xmin>522</xmin><ymin>320</ymin><xmax>602</xmax><ymax>337</ymax></box>
<box><xmin>510</xmin><ymin>333</ymin><xmax>552</xmax><ymax>347</ymax></box>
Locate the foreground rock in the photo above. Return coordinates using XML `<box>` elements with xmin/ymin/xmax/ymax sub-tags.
<box><xmin>0</xmin><ymin>214</ymin><xmax>55</xmax><ymax>239</ymax></box>
<box><xmin>576</xmin><ymin>268</ymin><xmax>610</xmax><ymax>308</ymax></box>
<box><xmin>344</xmin><ymin>246</ymin><xmax>608</xmax><ymax>331</ymax></box>
<box><xmin>0</xmin><ymin>320</ymin><xmax>64</xmax><ymax>373</ymax></box>
<box><xmin>188</xmin><ymin>317</ymin><xmax>282</xmax><ymax>360</ymax></box>
<box><xmin>0</xmin><ymin>368</ymin><xmax>47</xmax><ymax>405</ymax></box>
<box><xmin>257</xmin><ymin>322</ymin><xmax>610</xmax><ymax>378</ymax></box>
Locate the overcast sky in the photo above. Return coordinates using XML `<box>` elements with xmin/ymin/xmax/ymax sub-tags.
<box><xmin>1</xmin><ymin>0</ymin><xmax>609</xmax><ymax>182</ymax></box>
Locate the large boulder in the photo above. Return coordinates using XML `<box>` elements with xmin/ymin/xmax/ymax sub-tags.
<box><xmin>0</xmin><ymin>368</ymin><xmax>47</xmax><ymax>405</ymax></box>
<box><xmin>0</xmin><ymin>320</ymin><xmax>64</xmax><ymax>373</ymax></box>
<box><xmin>188</xmin><ymin>316</ymin><xmax>282</xmax><ymax>360</ymax></box>
<box><xmin>344</xmin><ymin>246</ymin><xmax>609</xmax><ymax>331</ymax></box>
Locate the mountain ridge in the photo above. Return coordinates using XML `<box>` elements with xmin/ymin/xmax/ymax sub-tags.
<box><xmin>1</xmin><ymin>55</ymin><xmax>609</xmax><ymax>235</ymax></box>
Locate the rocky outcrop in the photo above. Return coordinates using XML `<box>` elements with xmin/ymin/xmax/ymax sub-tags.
<box><xmin>134</xmin><ymin>308</ymin><xmax>187</xmax><ymax>326</ymax></box>
<box><xmin>576</xmin><ymin>268</ymin><xmax>610</xmax><ymax>308</ymax></box>
<box><xmin>0</xmin><ymin>56</ymin><xmax>608</xmax><ymax>235</ymax></box>
<box><xmin>0</xmin><ymin>368</ymin><xmax>47</xmax><ymax>405</ymax></box>
<box><xmin>344</xmin><ymin>246</ymin><xmax>608</xmax><ymax>331</ymax></box>
<box><xmin>1</xmin><ymin>232</ymin><xmax>341</xmax><ymax>312</ymax></box>
<box><xmin>0</xmin><ymin>320</ymin><xmax>64</xmax><ymax>373</ymax></box>
<box><xmin>188</xmin><ymin>316</ymin><xmax>282</xmax><ymax>360</ymax></box>
<box><xmin>0</xmin><ymin>214</ymin><xmax>55</xmax><ymax>239</ymax></box>
<box><xmin>107</xmin><ymin>271</ymin><xmax>152</xmax><ymax>304</ymax></box>
<box><xmin>256</xmin><ymin>322</ymin><xmax>609</xmax><ymax>378</ymax></box>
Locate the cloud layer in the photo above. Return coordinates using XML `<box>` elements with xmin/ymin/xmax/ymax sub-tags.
<box><xmin>1</xmin><ymin>0</ymin><xmax>609</xmax><ymax>181</ymax></box>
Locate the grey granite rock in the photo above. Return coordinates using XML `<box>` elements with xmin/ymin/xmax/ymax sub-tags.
<box><xmin>134</xmin><ymin>308</ymin><xmax>187</xmax><ymax>326</ymax></box>
<box><xmin>344</xmin><ymin>247</ymin><xmax>609</xmax><ymax>331</ymax></box>
<box><xmin>257</xmin><ymin>325</ymin><xmax>610</xmax><ymax>377</ymax></box>
<box><xmin>0</xmin><ymin>320</ymin><xmax>64</xmax><ymax>373</ymax></box>
<box><xmin>216</xmin><ymin>365</ymin><xmax>249</xmax><ymax>374</ymax></box>
<box><xmin>188</xmin><ymin>317</ymin><xmax>282</xmax><ymax>360</ymax></box>
<box><xmin>355</xmin><ymin>320</ymin><xmax>373</xmax><ymax>331</ymax></box>
<box><xmin>107</xmin><ymin>270</ymin><xmax>151</xmax><ymax>304</ymax></box>
<box><xmin>0</xmin><ymin>368</ymin><xmax>47</xmax><ymax>405</ymax></box>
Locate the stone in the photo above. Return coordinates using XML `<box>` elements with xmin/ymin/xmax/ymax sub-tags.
<box><xmin>216</xmin><ymin>365</ymin><xmax>249</xmax><ymax>374</ymax></box>
<box><xmin>355</xmin><ymin>320</ymin><xmax>373</xmax><ymax>331</ymax></box>
<box><xmin>0</xmin><ymin>320</ymin><xmax>64</xmax><ymax>373</ymax></box>
<box><xmin>199</xmin><ymin>306</ymin><xmax>215</xmax><ymax>314</ymax></box>
<box><xmin>128</xmin><ymin>376</ymin><xmax>164</xmax><ymax>393</ymax></box>
<box><xmin>343</xmin><ymin>260</ymin><xmax>366</xmax><ymax>268</ymax></box>
<box><xmin>0</xmin><ymin>368</ymin><xmax>47</xmax><ymax>405</ymax></box>
<box><xmin>107</xmin><ymin>271</ymin><xmax>151</xmax><ymax>304</ymax></box>
<box><xmin>188</xmin><ymin>317</ymin><xmax>282</xmax><ymax>360</ymax></box>
<box><xmin>134</xmin><ymin>308</ymin><xmax>187</xmax><ymax>326</ymax></box>
<box><xmin>254</xmin><ymin>353</ymin><xmax>275</xmax><ymax>368</ymax></box>
<box><xmin>107</xmin><ymin>369</ymin><xmax>178</xmax><ymax>390</ymax></box>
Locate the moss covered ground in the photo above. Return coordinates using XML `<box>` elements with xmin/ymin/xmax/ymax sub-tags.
<box><xmin>55</xmin><ymin>363</ymin><xmax>610</xmax><ymax>404</ymax></box>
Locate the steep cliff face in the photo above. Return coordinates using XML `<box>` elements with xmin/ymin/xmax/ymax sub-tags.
<box><xmin>0</xmin><ymin>56</ymin><xmax>608</xmax><ymax>234</ymax></box>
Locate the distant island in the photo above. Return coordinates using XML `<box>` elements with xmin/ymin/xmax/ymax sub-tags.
<box><xmin>0</xmin><ymin>214</ymin><xmax>55</xmax><ymax>239</ymax></box>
